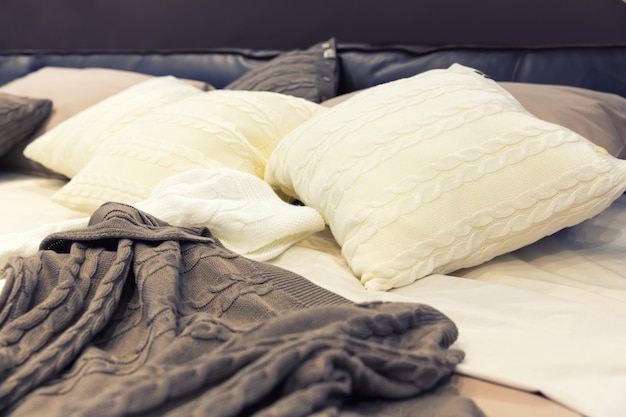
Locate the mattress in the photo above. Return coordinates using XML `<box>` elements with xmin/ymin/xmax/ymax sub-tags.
<box><xmin>2</xmin><ymin>169</ymin><xmax>624</xmax><ymax>417</ymax></box>
<box><xmin>1</xmin><ymin>43</ymin><xmax>626</xmax><ymax>416</ymax></box>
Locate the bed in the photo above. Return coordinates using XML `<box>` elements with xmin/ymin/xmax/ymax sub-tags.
<box><xmin>1</xmin><ymin>1</ymin><xmax>626</xmax><ymax>416</ymax></box>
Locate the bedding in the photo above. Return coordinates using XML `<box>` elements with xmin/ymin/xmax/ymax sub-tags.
<box><xmin>0</xmin><ymin>92</ymin><xmax>51</xmax><ymax>159</ymax></box>
<box><xmin>42</xmin><ymin>89</ymin><xmax>325</xmax><ymax>213</ymax></box>
<box><xmin>0</xmin><ymin>67</ymin><xmax>209</xmax><ymax>177</ymax></box>
<box><xmin>323</xmin><ymin>82</ymin><xmax>626</xmax><ymax>160</ymax></box>
<box><xmin>226</xmin><ymin>38</ymin><xmax>339</xmax><ymax>103</ymax></box>
<box><xmin>1</xmin><ymin>2</ymin><xmax>626</xmax><ymax>417</ymax></box>
<box><xmin>2</xmin><ymin>169</ymin><xmax>625</xmax><ymax>417</ymax></box>
<box><xmin>0</xmin><ymin>202</ymin><xmax>482</xmax><ymax>417</ymax></box>
<box><xmin>21</xmin><ymin>77</ymin><xmax>205</xmax><ymax>179</ymax></box>
<box><xmin>266</xmin><ymin>63</ymin><xmax>626</xmax><ymax>290</ymax></box>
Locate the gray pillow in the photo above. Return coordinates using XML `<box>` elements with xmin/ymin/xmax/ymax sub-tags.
<box><xmin>0</xmin><ymin>92</ymin><xmax>52</xmax><ymax>161</ymax></box>
<box><xmin>226</xmin><ymin>38</ymin><xmax>339</xmax><ymax>103</ymax></box>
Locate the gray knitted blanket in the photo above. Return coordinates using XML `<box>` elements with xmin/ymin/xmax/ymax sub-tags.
<box><xmin>0</xmin><ymin>202</ymin><xmax>483</xmax><ymax>417</ymax></box>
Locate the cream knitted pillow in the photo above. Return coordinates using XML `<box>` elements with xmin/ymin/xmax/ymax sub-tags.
<box><xmin>53</xmin><ymin>90</ymin><xmax>324</xmax><ymax>213</ymax></box>
<box><xmin>23</xmin><ymin>76</ymin><xmax>203</xmax><ymax>178</ymax></box>
<box><xmin>266</xmin><ymin>63</ymin><xmax>626</xmax><ymax>290</ymax></box>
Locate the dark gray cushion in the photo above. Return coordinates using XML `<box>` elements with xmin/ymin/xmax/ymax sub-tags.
<box><xmin>0</xmin><ymin>92</ymin><xmax>52</xmax><ymax>160</ymax></box>
<box><xmin>226</xmin><ymin>39</ymin><xmax>339</xmax><ymax>103</ymax></box>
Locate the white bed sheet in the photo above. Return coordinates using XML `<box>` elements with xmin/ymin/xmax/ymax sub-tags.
<box><xmin>0</xmin><ymin>173</ymin><xmax>85</xmax><ymax>232</ymax></box>
<box><xmin>1</xmin><ymin>172</ymin><xmax>626</xmax><ymax>417</ymax></box>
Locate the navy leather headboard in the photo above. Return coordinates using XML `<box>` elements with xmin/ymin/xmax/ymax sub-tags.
<box><xmin>1</xmin><ymin>0</ymin><xmax>625</xmax><ymax>98</ymax></box>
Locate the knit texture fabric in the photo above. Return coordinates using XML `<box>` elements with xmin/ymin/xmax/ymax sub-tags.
<box><xmin>0</xmin><ymin>167</ymin><xmax>325</xmax><ymax>267</ymax></box>
<box><xmin>266</xmin><ymin>63</ymin><xmax>626</xmax><ymax>291</ymax></box>
<box><xmin>0</xmin><ymin>203</ymin><xmax>481</xmax><ymax>417</ymax></box>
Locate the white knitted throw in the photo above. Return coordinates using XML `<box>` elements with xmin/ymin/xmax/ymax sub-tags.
<box><xmin>0</xmin><ymin>168</ymin><xmax>325</xmax><ymax>266</ymax></box>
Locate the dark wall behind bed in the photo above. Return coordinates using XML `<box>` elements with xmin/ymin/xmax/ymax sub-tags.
<box><xmin>1</xmin><ymin>0</ymin><xmax>625</xmax><ymax>51</ymax></box>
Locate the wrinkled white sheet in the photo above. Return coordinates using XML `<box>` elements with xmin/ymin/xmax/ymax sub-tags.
<box><xmin>269</xmin><ymin>230</ymin><xmax>626</xmax><ymax>417</ymax></box>
<box><xmin>1</xmin><ymin>171</ymin><xmax>625</xmax><ymax>417</ymax></box>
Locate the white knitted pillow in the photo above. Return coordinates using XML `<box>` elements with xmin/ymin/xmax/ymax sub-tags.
<box><xmin>53</xmin><ymin>90</ymin><xmax>324</xmax><ymax>213</ymax></box>
<box><xmin>23</xmin><ymin>76</ymin><xmax>203</xmax><ymax>178</ymax></box>
<box><xmin>266</xmin><ymin>63</ymin><xmax>626</xmax><ymax>291</ymax></box>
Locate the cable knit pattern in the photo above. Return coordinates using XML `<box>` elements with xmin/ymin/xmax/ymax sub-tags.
<box><xmin>0</xmin><ymin>203</ymin><xmax>480</xmax><ymax>417</ymax></box>
<box><xmin>0</xmin><ymin>92</ymin><xmax>52</xmax><ymax>159</ymax></box>
<box><xmin>52</xmin><ymin>90</ymin><xmax>325</xmax><ymax>213</ymax></box>
<box><xmin>226</xmin><ymin>38</ymin><xmax>339</xmax><ymax>104</ymax></box>
<box><xmin>135</xmin><ymin>168</ymin><xmax>325</xmax><ymax>260</ymax></box>
<box><xmin>23</xmin><ymin>76</ymin><xmax>203</xmax><ymax>178</ymax></box>
<box><xmin>266</xmin><ymin>63</ymin><xmax>626</xmax><ymax>290</ymax></box>
<box><xmin>0</xmin><ymin>168</ymin><xmax>325</xmax><ymax>265</ymax></box>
